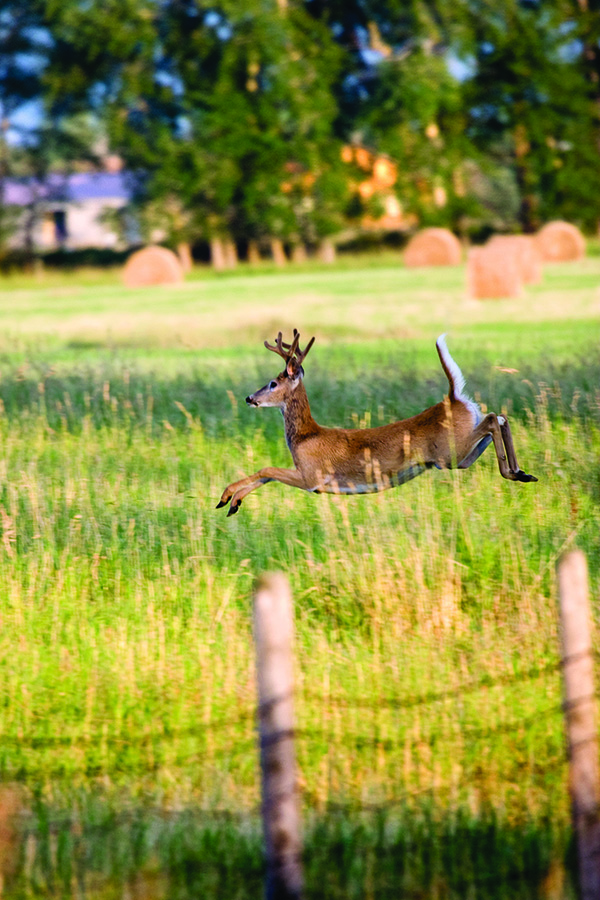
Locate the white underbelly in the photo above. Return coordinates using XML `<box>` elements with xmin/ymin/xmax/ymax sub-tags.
<box><xmin>313</xmin><ymin>463</ymin><xmax>426</xmax><ymax>494</ymax></box>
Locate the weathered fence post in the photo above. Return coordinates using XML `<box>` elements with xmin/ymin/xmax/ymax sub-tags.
<box><xmin>557</xmin><ymin>550</ymin><xmax>600</xmax><ymax>900</ymax></box>
<box><xmin>253</xmin><ymin>572</ymin><xmax>303</xmax><ymax>900</ymax></box>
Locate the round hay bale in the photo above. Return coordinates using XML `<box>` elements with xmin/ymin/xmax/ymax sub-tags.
<box><xmin>535</xmin><ymin>221</ymin><xmax>585</xmax><ymax>262</ymax></box>
<box><xmin>404</xmin><ymin>228</ymin><xmax>462</xmax><ymax>267</ymax></box>
<box><xmin>488</xmin><ymin>234</ymin><xmax>543</xmax><ymax>284</ymax></box>
<box><xmin>122</xmin><ymin>245</ymin><xmax>184</xmax><ymax>287</ymax></box>
<box><xmin>467</xmin><ymin>245</ymin><xmax>523</xmax><ymax>300</ymax></box>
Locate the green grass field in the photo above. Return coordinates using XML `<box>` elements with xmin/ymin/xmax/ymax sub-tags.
<box><xmin>0</xmin><ymin>255</ymin><xmax>599</xmax><ymax>897</ymax></box>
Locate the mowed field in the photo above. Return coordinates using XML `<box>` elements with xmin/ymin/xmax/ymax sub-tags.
<box><xmin>0</xmin><ymin>255</ymin><xmax>599</xmax><ymax>897</ymax></box>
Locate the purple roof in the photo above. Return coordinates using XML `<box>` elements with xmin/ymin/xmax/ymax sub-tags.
<box><xmin>3</xmin><ymin>172</ymin><xmax>132</xmax><ymax>206</ymax></box>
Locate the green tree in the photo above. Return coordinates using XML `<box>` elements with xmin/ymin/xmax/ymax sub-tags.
<box><xmin>304</xmin><ymin>1</ymin><xmax>483</xmax><ymax>232</ymax></box>
<box><xmin>0</xmin><ymin>2</ymin><xmax>48</xmax><ymax>258</ymax></box>
<box><xmin>455</xmin><ymin>0</ymin><xmax>600</xmax><ymax>231</ymax></box>
<box><xmin>0</xmin><ymin>2</ymin><xmax>136</xmax><ymax>259</ymax></box>
<box><xmin>306</xmin><ymin>0</ymin><xmax>600</xmax><ymax>233</ymax></box>
<box><xmin>155</xmin><ymin>2</ymin><xmax>345</xmax><ymax>256</ymax></box>
<box><xmin>38</xmin><ymin>0</ymin><xmax>346</xmax><ymax>261</ymax></box>
<box><xmin>7</xmin><ymin>0</ymin><xmax>600</xmax><ymax>257</ymax></box>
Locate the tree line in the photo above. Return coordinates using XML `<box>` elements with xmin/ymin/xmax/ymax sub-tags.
<box><xmin>1</xmin><ymin>0</ymin><xmax>599</xmax><ymax>262</ymax></box>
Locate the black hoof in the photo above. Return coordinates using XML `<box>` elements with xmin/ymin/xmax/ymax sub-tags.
<box><xmin>227</xmin><ymin>502</ymin><xmax>240</xmax><ymax>517</ymax></box>
<box><xmin>216</xmin><ymin>499</ymin><xmax>228</xmax><ymax>509</ymax></box>
<box><xmin>516</xmin><ymin>471</ymin><xmax>538</xmax><ymax>483</ymax></box>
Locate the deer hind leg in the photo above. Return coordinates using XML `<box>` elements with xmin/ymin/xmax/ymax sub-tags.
<box><xmin>457</xmin><ymin>434</ymin><xmax>492</xmax><ymax>469</ymax></box>
<box><xmin>459</xmin><ymin>413</ymin><xmax>538</xmax><ymax>482</ymax></box>
<box><xmin>217</xmin><ymin>466</ymin><xmax>310</xmax><ymax>516</ymax></box>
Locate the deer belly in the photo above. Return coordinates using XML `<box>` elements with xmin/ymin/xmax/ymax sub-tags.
<box><xmin>318</xmin><ymin>463</ymin><xmax>426</xmax><ymax>494</ymax></box>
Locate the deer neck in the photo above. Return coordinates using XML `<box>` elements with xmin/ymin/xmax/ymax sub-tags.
<box><xmin>281</xmin><ymin>380</ymin><xmax>319</xmax><ymax>451</ymax></box>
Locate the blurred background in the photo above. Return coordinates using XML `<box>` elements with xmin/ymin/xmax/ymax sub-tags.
<box><xmin>1</xmin><ymin>0</ymin><xmax>599</xmax><ymax>270</ymax></box>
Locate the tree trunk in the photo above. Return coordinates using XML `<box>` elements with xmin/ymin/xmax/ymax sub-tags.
<box><xmin>318</xmin><ymin>238</ymin><xmax>336</xmax><ymax>263</ymax></box>
<box><xmin>224</xmin><ymin>239</ymin><xmax>238</xmax><ymax>268</ymax></box>
<box><xmin>177</xmin><ymin>241</ymin><xmax>193</xmax><ymax>272</ymax></box>
<box><xmin>270</xmin><ymin>238</ymin><xmax>287</xmax><ymax>266</ymax></box>
<box><xmin>291</xmin><ymin>243</ymin><xmax>307</xmax><ymax>264</ymax></box>
<box><xmin>210</xmin><ymin>237</ymin><xmax>227</xmax><ymax>271</ymax></box>
<box><xmin>513</xmin><ymin>123</ymin><xmax>537</xmax><ymax>233</ymax></box>
<box><xmin>247</xmin><ymin>240</ymin><xmax>261</xmax><ymax>264</ymax></box>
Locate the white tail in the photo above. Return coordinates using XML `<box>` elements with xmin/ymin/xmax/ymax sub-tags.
<box><xmin>436</xmin><ymin>333</ymin><xmax>482</xmax><ymax>427</ymax></box>
<box><xmin>217</xmin><ymin>330</ymin><xmax>538</xmax><ymax>515</ymax></box>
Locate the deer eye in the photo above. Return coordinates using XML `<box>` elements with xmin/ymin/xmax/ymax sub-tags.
<box><xmin>269</xmin><ymin>381</ymin><xmax>278</xmax><ymax>390</ymax></box>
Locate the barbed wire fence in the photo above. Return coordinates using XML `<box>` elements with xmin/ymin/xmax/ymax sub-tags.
<box><xmin>0</xmin><ymin>551</ymin><xmax>597</xmax><ymax>899</ymax></box>
<box><xmin>252</xmin><ymin>550</ymin><xmax>599</xmax><ymax>899</ymax></box>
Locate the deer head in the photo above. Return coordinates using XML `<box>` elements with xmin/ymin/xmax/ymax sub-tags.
<box><xmin>246</xmin><ymin>329</ymin><xmax>315</xmax><ymax>408</ymax></box>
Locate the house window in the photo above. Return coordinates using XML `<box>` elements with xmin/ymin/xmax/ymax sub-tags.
<box><xmin>53</xmin><ymin>209</ymin><xmax>68</xmax><ymax>244</ymax></box>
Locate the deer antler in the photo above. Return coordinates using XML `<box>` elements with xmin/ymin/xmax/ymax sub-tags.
<box><xmin>264</xmin><ymin>330</ymin><xmax>300</xmax><ymax>363</ymax></box>
<box><xmin>282</xmin><ymin>329</ymin><xmax>315</xmax><ymax>367</ymax></box>
<box><xmin>264</xmin><ymin>329</ymin><xmax>315</xmax><ymax>370</ymax></box>
<box><xmin>266</xmin><ymin>329</ymin><xmax>314</xmax><ymax>372</ymax></box>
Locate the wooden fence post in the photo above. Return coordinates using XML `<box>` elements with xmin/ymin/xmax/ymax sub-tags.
<box><xmin>557</xmin><ymin>550</ymin><xmax>600</xmax><ymax>900</ymax></box>
<box><xmin>253</xmin><ymin>572</ymin><xmax>303</xmax><ymax>900</ymax></box>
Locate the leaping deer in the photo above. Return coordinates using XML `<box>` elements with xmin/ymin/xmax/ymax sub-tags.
<box><xmin>217</xmin><ymin>330</ymin><xmax>537</xmax><ymax>516</ymax></box>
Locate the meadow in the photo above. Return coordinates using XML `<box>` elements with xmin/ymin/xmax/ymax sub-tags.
<box><xmin>0</xmin><ymin>254</ymin><xmax>598</xmax><ymax>898</ymax></box>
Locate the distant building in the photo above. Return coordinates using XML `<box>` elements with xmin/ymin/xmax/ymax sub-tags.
<box><xmin>3</xmin><ymin>171</ymin><xmax>134</xmax><ymax>251</ymax></box>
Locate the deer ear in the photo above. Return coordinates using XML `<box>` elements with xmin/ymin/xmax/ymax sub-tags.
<box><xmin>286</xmin><ymin>360</ymin><xmax>304</xmax><ymax>382</ymax></box>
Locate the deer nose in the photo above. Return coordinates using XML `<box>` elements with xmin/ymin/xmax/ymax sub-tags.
<box><xmin>246</xmin><ymin>395</ymin><xmax>257</xmax><ymax>406</ymax></box>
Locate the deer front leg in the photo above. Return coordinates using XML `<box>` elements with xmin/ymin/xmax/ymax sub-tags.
<box><xmin>460</xmin><ymin>413</ymin><xmax>538</xmax><ymax>482</ymax></box>
<box><xmin>217</xmin><ymin>466</ymin><xmax>311</xmax><ymax>516</ymax></box>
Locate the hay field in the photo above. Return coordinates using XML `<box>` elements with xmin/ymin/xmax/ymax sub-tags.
<box><xmin>0</xmin><ymin>256</ymin><xmax>598</xmax><ymax>896</ymax></box>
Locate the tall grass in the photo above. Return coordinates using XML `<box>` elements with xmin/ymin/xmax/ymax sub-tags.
<box><xmin>14</xmin><ymin>802</ymin><xmax>573</xmax><ymax>899</ymax></box>
<box><xmin>0</xmin><ymin>258</ymin><xmax>598</xmax><ymax>896</ymax></box>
